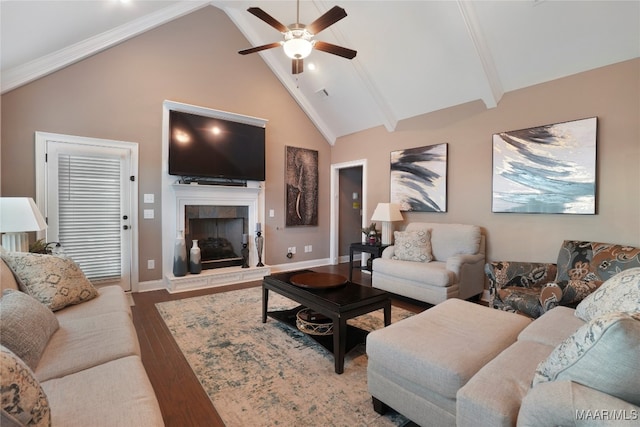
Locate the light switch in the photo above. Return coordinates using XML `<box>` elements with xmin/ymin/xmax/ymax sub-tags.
<box><xmin>269</xmin><ymin>209</ymin><xmax>275</xmax><ymax>217</ymax></box>
<box><xmin>144</xmin><ymin>193</ymin><xmax>154</xmax><ymax>204</ymax></box>
<box><xmin>143</xmin><ymin>209</ymin><xmax>154</xmax><ymax>219</ymax></box>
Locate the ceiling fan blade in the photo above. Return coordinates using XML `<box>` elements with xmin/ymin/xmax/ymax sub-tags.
<box><xmin>313</xmin><ymin>41</ymin><xmax>357</xmax><ymax>59</ymax></box>
<box><xmin>292</xmin><ymin>58</ymin><xmax>304</xmax><ymax>74</ymax></box>
<box><xmin>247</xmin><ymin>7</ymin><xmax>288</xmax><ymax>33</ymax></box>
<box><xmin>238</xmin><ymin>42</ymin><xmax>282</xmax><ymax>55</ymax></box>
<box><xmin>306</xmin><ymin>6</ymin><xmax>347</xmax><ymax>35</ymax></box>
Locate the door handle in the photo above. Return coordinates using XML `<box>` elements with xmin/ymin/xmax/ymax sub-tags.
<box><xmin>123</xmin><ymin>225</ymin><xmax>129</xmax><ymax>230</ymax></box>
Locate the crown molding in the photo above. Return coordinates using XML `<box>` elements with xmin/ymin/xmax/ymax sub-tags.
<box><xmin>1</xmin><ymin>1</ymin><xmax>211</xmax><ymax>94</ymax></box>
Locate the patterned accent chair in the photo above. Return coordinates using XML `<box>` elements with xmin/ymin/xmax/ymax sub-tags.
<box><xmin>485</xmin><ymin>240</ymin><xmax>640</xmax><ymax>318</ymax></box>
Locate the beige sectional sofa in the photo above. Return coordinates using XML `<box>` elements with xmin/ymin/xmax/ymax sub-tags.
<box><xmin>1</xmin><ymin>253</ymin><xmax>163</xmax><ymax>427</ymax></box>
<box><xmin>367</xmin><ymin>267</ymin><xmax>640</xmax><ymax>426</ymax></box>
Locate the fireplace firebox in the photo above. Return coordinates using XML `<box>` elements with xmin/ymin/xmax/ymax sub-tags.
<box><xmin>185</xmin><ymin>205</ymin><xmax>248</xmax><ymax>270</ymax></box>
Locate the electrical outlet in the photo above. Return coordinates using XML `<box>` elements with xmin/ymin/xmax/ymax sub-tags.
<box><xmin>308</xmin><ymin>245</ymin><xmax>312</xmax><ymax>252</ymax></box>
<box><xmin>147</xmin><ymin>260</ymin><xmax>155</xmax><ymax>269</ymax></box>
<box><xmin>291</xmin><ymin>246</ymin><xmax>296</xmax><ymax>254</ymax></box>
<box><xmin>269</xmin><ymin>209</ymin><xmax>275</xmax><ymax>217</ymax></box>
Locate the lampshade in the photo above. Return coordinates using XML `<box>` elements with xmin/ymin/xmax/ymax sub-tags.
<box><xmin>371</xmin><ymin>203</ymin><xmax>403</xmax><ymax>222</ymax></box>
<box><xmin>0</xmin><ymin>197</ymin><xmax>47</xmax><ymax>252</ymax></box>
<box><xmin>371</xmin><ymin>203</ymin><xmax>403</xmax><ymax>245</ymax></box>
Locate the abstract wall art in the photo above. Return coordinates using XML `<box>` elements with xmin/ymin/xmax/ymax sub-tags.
<box><xmin>390</xmin><ymin>143</ymin><xmax>448</xmax><ymax>212</ymax></box>
<box><xmin>492</xmin><ymin>117</ymin><xmax>597</xmax><ymax>214</ymax></box>
<box><xmin>285</xmin><ymin>146</ymin><xmax>318</xmax><ymax>226</ymax></box>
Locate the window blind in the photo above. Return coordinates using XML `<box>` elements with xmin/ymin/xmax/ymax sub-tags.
<box><xmin>58</xmin><ymin>154</ymin><xmax>122</xmax><ymax>283</ymax></box>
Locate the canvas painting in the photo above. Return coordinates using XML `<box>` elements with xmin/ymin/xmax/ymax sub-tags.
<box><xmin>390</xmin><ymin>143</ymin><xmax>448</xmax><ymax>212</ymax></box>
<box><xmin>492</xmin><ymin>117</ymin><xmax>597</xmax><ymax>214</ymax></box>
<box><xmin>285</xmin><ymin>146</ymin><xmax>318</xmax><ymax>226</ymax></box>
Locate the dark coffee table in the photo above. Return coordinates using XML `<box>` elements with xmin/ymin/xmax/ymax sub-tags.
<box><xmin>262</xmin><ymin>270</ymin><xmax>391</xmax><ymax>374</ymax></box>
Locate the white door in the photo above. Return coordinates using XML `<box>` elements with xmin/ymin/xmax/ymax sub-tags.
<box><xmin>36</xmin><ymin>133</ymin><xmax>138</xmax><ymax>292</ymax></box>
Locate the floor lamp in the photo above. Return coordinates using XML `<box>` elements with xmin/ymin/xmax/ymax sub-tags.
<box><xmin>0</xmin><ymin>197</ymin><xmax>48</xmax><ymax>252</ymax></box>
<box><xmin>371</xmin><ymin>203</ymin><xmax>403</xmax><ymax>245</ymax></box>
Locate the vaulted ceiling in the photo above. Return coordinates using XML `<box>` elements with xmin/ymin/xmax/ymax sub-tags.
<box><xmin>2</xmin><ymin>1</ymin><xmax>639</xmax><ymax>144</ymax></box>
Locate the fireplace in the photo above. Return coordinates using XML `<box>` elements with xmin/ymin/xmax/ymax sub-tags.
<box><xmin>162</xmin><ymin>181</ymin><xmax>269</xmax><ymax>293</ymax></box>
<box><xmin>185</xmin><ymin>205</ymin><xmax>248</xmax><ymax>269</ymax></box>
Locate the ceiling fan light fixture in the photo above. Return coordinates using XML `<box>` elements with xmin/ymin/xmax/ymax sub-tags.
<box><xmin>283</xmin><ymin>38</ymin><xmax>313</xmax><ymax>59</ymax></box>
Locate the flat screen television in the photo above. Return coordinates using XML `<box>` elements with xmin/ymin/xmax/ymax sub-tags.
<box><xmin>168</xmin><ymin>109</ymin><xmax>266</xmax><ymax>182</ymax></box>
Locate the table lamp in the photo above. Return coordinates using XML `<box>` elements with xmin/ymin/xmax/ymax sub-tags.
<box><xmin>0</xmin><ymin>197</ymin><xmax>48</xmax><ymax>252</ymax></box>
<box><xmin>371</xmin><ymin>203</ymin><xmax>403</xmax><ymax>245</ymax></box>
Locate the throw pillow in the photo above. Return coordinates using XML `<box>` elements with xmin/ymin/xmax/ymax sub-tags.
<box><xmin>392</xmin><ymin>229</ymin><xmax>433</xmax><ymax>263</ymax></box>
<box><xmin>532</xmin><ymin>311</ymin><xmax>640</xmax><ymax>406</ymax></box>
<box><xmin>0</xmin><ymin>290</ymin><xmax>60</xmax><ymax>370</ymax></box>
<box><xmin>575</xmin><ymin>267</ymin><xmax>640</xmax><ymax>322</ymax></box>
<box><xmin>0</xmin><ymin>345</ymin><xmax>51</xmax><ymax>427</ymax></box>
<box><xmin>1</xmin><ymin>252</ymin><xmax>98</xmax><ymax>312</ymax></box>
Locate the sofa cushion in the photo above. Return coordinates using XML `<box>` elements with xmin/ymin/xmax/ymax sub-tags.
<box><xmin>373</xmin><ymin>258</ymin><xmax>452</xmax><ymax>287</ymax></box>
<box><xmin>34</xmin><ymin>311</ymin><xmax>141</xmax><ymax>382</ymax></box>
<box><xmin>0</xmin><ymin>290</ymin><xmax>59</xmax><ymax>370</ymax></box>
<box><xmin>0</xmin><ymin>345</ymin><xmax>51</xmax><ymax>427</ymax></box>
<box><xmin>54</xmin><ymin>285</ymin><xmax>132</xmax><ymax>323</ymax></box>
<box><xmin>405</xmin><ymin>223</ymin><xmax>481</xmax><ymax>261</ymax></box>
<box><xmin>1</xmin><ymin>252</ymin><xmax>98</xmax><ymax>312</ymax></box>
<box><xmin>532</xmin><ymin>311</ymin><xmax>640</xmax><ymax>406</ymax></box>
<box><xmin>496</xmin><ymin>286</ymin><xmax>546</xmax><ymax>318</ymax></box>
<box><xmin>575</xmin><ymin>267</ymin><xmax>640</xmax><ymax>322</ymax></box>
<box><xmin>41</xmin><ymin>356</ymin><xmax>163</xmax><ymax>427</ymax></box>
<box><xmin>518</xmin><ymin>306</ymin><xmax>585</xmax><ymax>348</ymax></box>
<box><xmin>392</xmin><ymin>229</ymin><xmax>433</xmax><ymax>262</ymax></box>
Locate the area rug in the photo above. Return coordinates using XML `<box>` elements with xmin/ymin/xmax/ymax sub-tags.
<box><xmin>156</xmin><ymin>286</ymin><xmax>414</xmax><ymax>426</ymax></box>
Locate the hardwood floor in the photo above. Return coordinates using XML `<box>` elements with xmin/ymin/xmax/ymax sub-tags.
<box><xmin>131</xmin><ymin>263</ymin><xmax>430</xmax><ymax>427</ymax></box>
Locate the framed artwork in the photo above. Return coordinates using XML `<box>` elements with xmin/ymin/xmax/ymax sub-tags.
<box><xmin>390</xmin><ymin>143</ymin><xmax>448</xmax><ymax>212</ymax></box>
<box><xmin>492</xmin><ymin>117</ymin><xmax>597</xmax><ymax>214</ymax></box>
<box><xmin>285</xmin><ymin>146</ymin><xmax>318</xmax><ymax>226</ymax></box>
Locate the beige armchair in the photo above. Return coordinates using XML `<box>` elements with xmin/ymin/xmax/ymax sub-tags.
<box><xmin>372</xmin><ymin>222</ymin><xmax>485</xmax><ymax>305</ymax></box>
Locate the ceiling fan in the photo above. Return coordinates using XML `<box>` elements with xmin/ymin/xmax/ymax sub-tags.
<box><xmin>238</xmin><ymin>0</ymin><xmax>357</xmax><ymax>74</ymax></box>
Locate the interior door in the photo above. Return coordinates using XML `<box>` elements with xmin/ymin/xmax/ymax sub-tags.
<box><xmin>43</xmin><ymin>137</ymin><xmax>135</xmax><ymax>292</ymax></box>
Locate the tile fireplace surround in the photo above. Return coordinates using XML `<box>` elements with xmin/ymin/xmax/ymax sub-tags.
<box><xmin>162</xmin><ymin>182</ymin><xmax>270</xmax><ymax>292</ymax></box>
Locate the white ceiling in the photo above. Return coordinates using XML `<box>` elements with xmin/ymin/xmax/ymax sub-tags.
<box><xmin>2</xmin><ymin>1</ymin><xmax>639</xmax><ymax>143</ymax></box>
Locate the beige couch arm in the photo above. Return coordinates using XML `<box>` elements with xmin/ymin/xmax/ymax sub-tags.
<box><xmin>518</xmin><ymin>381</ymin><xmax>640</xmax><ymax>426</ymax></box>
<box><xmin>381</xmin><ymin>245</ymin><xmax>395</xmax><ymax>259</ymax></box>
<box><xmin>447</xmin><ymin>253</ymin><xmax>486</xmax><ymax>300</ymax></box>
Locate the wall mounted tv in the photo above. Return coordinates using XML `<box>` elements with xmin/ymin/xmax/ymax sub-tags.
<box><xmin>168</xmin><ymin>109</ymin><xmax>266</xmax><ymax>182</ymax></box>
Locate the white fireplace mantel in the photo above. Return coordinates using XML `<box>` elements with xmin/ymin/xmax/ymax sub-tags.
<box><xmin>161</xmin><ymin>182</ymin><xmax>269</xmax><ymax>293</ymax></box>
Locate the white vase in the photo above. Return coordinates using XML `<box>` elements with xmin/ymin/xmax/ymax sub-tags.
<box><xmin>189</xmin><ymin>239</ymin><xmax>202</xmax><ymax>274</ymax></box>
<box><xmin>173</xmin><ymin>231</ymin><xmax>187</xmax><ymax>277</ymax></box>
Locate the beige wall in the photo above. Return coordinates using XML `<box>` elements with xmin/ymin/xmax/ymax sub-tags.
<box><xmin>2</xmin><ymin>5</ymin><xmax>638</xmax><ymax>282</ymax></box>
<box><xmin>332</xmin><ymin>58</ymin><xmax>640</xmax><ymax>263</ymax></box>
<box><xmin>0</xmin><ymin>7</ymin><xmax>331</xmax><ymax>282</ymax></box>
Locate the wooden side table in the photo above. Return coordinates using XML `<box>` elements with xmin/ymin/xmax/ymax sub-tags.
<box><xmin>349</xmin><ymin>242</ymin><xmax>390</xmax><ymax>282</ymax></box>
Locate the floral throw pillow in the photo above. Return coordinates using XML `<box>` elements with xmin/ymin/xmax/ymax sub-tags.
<box><xmin>532</xmin><ymin>312</ymin><xmax>640</xmax><ymax>406</ymax></box>
<box><xmin>575</xmin><ymin>267</ymin><xmax>640</xmax><ymax>322</ymax></box>
<box><xmin>0</xmin><ymin>345</ymin><xmax>51</xmax><ymax>427</ymax></box>
<box><xmin>392</xmin><ymin>229</ymin><xmax>433</xmax><ymax>263</ymax></box>
<box><xmin>1</xmin><ymin>252</ymin><xmax>98</xmax><ymax>312</ymax></box>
